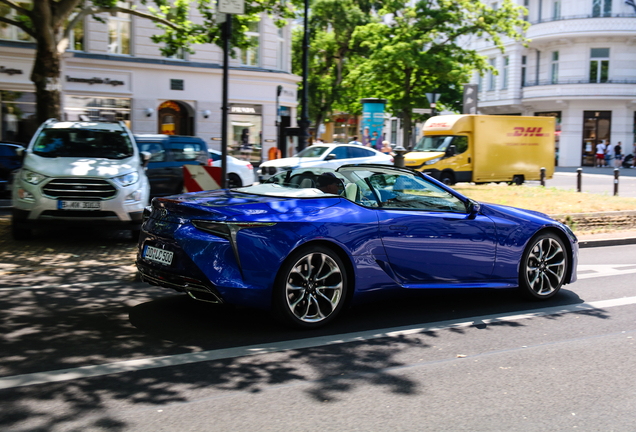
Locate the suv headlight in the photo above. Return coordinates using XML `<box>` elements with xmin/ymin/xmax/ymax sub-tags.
<box><xmin>114</xmin><ymin>171</ymin><xmax>139</xmax><ymax>187</ymax></box>
<box><xmin>424</xmin><ymin>157</ymin><xmax>442</xmax><ymax>165</ymax></box>
<box><xmin>22</xmin><ymin>169</ymin><xmax>47</xmax><ymax>185</ymax></box>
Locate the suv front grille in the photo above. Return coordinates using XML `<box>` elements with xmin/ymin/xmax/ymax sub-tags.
<box><xmin>42</xmin><ymin>178</ymin><xmax>117</xmax><ymax>200</ymax></box>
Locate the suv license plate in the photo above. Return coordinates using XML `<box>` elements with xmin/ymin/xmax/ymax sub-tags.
<box><xmin>144</xmin><ymin>245</ymin><xmax>174</xmax><ymax>266</ymax></box>
<box><xmin>58</xmin><ymin>201</ymin><xmax>101</xmax><ymax>210</ymax></box>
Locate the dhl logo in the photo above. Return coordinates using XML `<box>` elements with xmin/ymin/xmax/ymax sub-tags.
<box><xmin>507</xmin><ymin>127</ymin><xmax>550</xmax><ymax>137</ymax></box>
<box><xmin>426</xmin><ymin>122</ymin><xmax>449</xmax><ymax>128</ymax></box>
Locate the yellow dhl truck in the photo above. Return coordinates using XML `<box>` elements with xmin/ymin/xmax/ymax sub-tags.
<box><xmin>404</xmin><ymin>114</ymin><xmax>555</xmax><ymax>185</ymax></box>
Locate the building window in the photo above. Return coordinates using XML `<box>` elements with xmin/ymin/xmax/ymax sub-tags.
<box><xmin>391</xmin><ymin>119</ymin><xmax>398</xmax><ymax>144</ymax></box>
<box><xmin>523</xmin><ymin>0</ymin><xmax>529</xmax><ymax>21</ymax></box>
<box><xmin>63</xmin><ymin>96</ymin><xmax>131</xmax><ymax>126</ymax></box>
<box><xmin>590</xmin><ymin>48</ymin><xmax>609</xmax><ymax>83</ymax></box>
<box><xmin>551</xmin><ymin>51</ymin><xmax>559</xmax><ymax>84</ymax></box>
<box><xmin>277</xmin><ymin>27</ymin><xmax>285</xmax><ymax>71</ymax></box>
<box><xmin>491</xmin><ymin>2</ymin><xmax>498</xmax><ymax>10</ymax></box>
<box><xmin>108</xmin><ymin>2</ymin><xmax>131</xmax><ymax>55</ymax></box>
<box><xmin>240</xmin><ymin>20</ymin><xmax>260</xmax><ymax>67</ymax></box>
<box><xmin>66</xmin><ymin>13</ymin><xmax>84</xmax><ymax>51</ymax></box>
<box><xmin>167</xmin><ymin>47</ymin><xmax>187</xmax><ymax>60</ymax></box>
<box><xmin>592</xmin><ymin>0</ymin><xmax>612</xmax><ymax>17</ymax></box>
<box><xmin>1</xmin><ymin>91</ymin><xmax>37</xmax><ymax>143</ymax></box>
<box><xmin>502</xmin><ymin>56</ymin><xmax>509</xmax><ymax>89</ymax></box>
<box><xmin>488</xmin><ymin>58</ymin><xmax>496</xmax><ymax>91</ymax></box>
<box><xmin>0</xmin><ymin>2</ymin><xmax>33</xmax><ymax>42</ymax></box>
<box><xmin>552</xmin><ymin>1</ymin><xmax>561</xmax><ymax>19</ymax></box>
<box><xmin>521</xmin><ymin>55</ymin><xmax>527</xmax><ymax>87</ymax></box>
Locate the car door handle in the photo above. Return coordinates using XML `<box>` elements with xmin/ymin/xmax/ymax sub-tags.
<box><xmin>389</xmin><ymin>225</ymin><xmax>408</xmax><ymax>231</ymax></box>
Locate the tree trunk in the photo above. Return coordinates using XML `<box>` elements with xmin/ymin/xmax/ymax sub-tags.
<box><xmin>30</xmin><ymin>1</ymin><xmax>62</xmax><ymax>124</ymax></box>
<box><xmin>31</xmin><ymin>44</ymin><xmax>62</xmax><ymax>124</ymax></box>
<box><xmin>401</xmin><ymin>108</ymin><xmax>412</xmax><ymax>150</ymax></box>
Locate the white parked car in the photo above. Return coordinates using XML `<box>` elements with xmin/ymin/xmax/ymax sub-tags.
<box><xmin>257</xmin><ymin>143</ymin><xmax>393</xmax><ymax>182</ymax></box>
<box><xmin>11</xmin><ymin>119</ymin><xmax>150</xmax><ymax>240</ymax></box>
<box><xmin>208</xmin><ymin>149</ymin><xmax>254</xmax><ymax>188</ymax></box>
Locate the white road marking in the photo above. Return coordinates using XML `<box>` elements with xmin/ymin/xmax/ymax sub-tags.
<box><xmin>1</xmin><ymin>295</ymin><xmax>636</xmax><ymax>391</ymax></box>
<box><xmin>576</xmin><ymin>264</ymin><xmax>636</xmax><ymax>280</ymax></box>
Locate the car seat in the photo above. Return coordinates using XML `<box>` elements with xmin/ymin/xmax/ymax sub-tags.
<box><xmin>299</xmin><ymin>178</ymin><xmax>315</xmax><ymax>189</ymax></box>
<box><xmin>345</xmin><ymin>183</ymin><xmax>359</xmax><ymax>201</ymax></box>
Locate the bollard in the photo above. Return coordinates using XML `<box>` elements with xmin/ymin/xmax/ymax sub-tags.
<box><xmin>614</xmin><ymin>168</ymin><xmax>619</xmax><ymax>196</ymax></box>
<box><xmin>576</xmin><ymin>167</ymin><xmax>582</xmax><ymax>192</ymax></box>
<box><xmin>393</xmin><ymin>145</ymin><xmax>408</xmax><ymax>168</ymax></box>
<box><xmin>540</xmin><ymin>167</ymin><xmax>546</xmax><ymax>187</ymax></box>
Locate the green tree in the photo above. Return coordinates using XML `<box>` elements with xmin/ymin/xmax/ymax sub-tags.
<box><xmin>348</xmin><ymin>0</ymin><xmax>529</xmax><ymax>148</ymax></box>
<box><xmin>291</xmin><ymin>0</ymin><xmax>381</xmax><ymax>136</ymax></box>
<box><xmin>0</xmin><ymin>0</ymin><xmax>294</xmax><ymax>124</ymax></box>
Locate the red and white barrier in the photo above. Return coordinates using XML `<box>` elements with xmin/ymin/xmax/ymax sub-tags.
<box><xmin>182</xmin><ymin>165</ymin><xmax>222</xmax><ymax>193</ymax></box>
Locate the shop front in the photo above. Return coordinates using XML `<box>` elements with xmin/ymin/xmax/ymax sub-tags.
<box><xmin>535</xmin><ymin>111</ymin><xmax>561</xmax><ymax>165</ymax></box>
<box><xmin>63</xmin><ymin>95</ymin><xmax>131</xmax><ymax>126</ymax></box>
<box><xmin>229</xmin><ymin>103</ymin><xmax>262</xmax><ymax>164</ymax></box>
<box><xmin>582</xmin><ymin>111</ymin><xmax>611</xmax><ymax>166</ymax></box>
<box><xmin>157</xmin><ymin>100</ymin><xmax>194</xmax><ymax>136</ymax></box>
<box><xmin>0</xmin><ymin>58</ymin><xmax>37</xmax><ymax>144</ymax></box>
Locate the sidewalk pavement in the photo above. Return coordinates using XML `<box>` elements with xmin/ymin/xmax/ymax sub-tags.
<box><xmin>555</xmin><ymin>166</ymin><xmax>636</xmax><ymax>177</ymax></box>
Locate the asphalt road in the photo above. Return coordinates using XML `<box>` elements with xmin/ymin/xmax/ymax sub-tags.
<box><xmin>1</xmin><ymin>244</ymin><xmax>635</xmax><ymax>431</ymax></box>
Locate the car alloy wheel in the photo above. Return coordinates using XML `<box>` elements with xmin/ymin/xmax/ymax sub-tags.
<box><xmin>520</xmin><ymin>232</ymin><xmax>567</xmax><ymax>299</ymax></box>
<box><xmin>275</xmin><ymin>246</ymin><xmax>347</xmax><ymax>328</ymax></box>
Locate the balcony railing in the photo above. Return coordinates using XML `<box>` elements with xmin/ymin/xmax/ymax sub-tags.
<box><xmin>530</xmin><ymin>12</ymin><xmax>636</xmax><ymax>24</ymax></box>
<box><xmin>523</xmin><ymin>79</ymin><xmax>636</xmax><ymax>87</ymax></box>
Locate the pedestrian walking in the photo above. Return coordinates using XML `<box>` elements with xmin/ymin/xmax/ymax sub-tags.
<box><xmin>348</xmin><ymin>136</ymin><xmax>362</xmax><ymax>146</ymax></box>
<box><xmin>595</xmin><ymin>140</ymin><xmax>606</xmax><ymax>167</ymax></box>
<box><xmin>614</xmin><ymin>141</ymin><xmax>622</xmax><ymax>168</ymax></box>
<box><xmin>380</xmin><ymin>140</ymin><xmax>394</xmax><ymax>155</ymax></box>
<box><xmin>605</xmin><ymin>141</ymin><xmax>614</xmax><ymax>168</ymax></box>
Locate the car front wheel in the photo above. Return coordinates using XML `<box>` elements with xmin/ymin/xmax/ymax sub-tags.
<box><xmin>519</xmin><ymin>232</ymin><xmax>568</xmax><ymax>300</ymax></box>
<box><xmin>273</xmin><ymin>246</ymin><xmax>348</xmax><ymax>329</ymax></box>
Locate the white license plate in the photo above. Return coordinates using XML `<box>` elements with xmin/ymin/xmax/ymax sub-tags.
<box><xmin>58</xmin><ymin>200</ymin><xmax>101</xmax><ymax>210</ymax></box>
<box><xmin>144</xmin><ymin>245</ymin><xmax>174</xmax><ymax>266</ymax></box>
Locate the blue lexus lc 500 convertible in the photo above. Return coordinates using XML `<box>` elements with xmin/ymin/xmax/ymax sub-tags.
<box><xmin>136</xmin><ymin>164</ymin><xmax>578</xmax><ymax>328</ymax></box>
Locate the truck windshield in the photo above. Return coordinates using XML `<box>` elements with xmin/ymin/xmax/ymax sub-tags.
<box><xmin>413</xmin><ymin>135</ymin><xmax>455</xmax><ymax>152</ymax></box>
<box><xmin>32</xmin><ymin>129</ymin><xmax>134</xmax><ymax>159</ymax></box>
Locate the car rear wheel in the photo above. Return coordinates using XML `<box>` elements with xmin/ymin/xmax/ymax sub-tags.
<box><xmin>440</xmin><ymin>171</ymin><xmax>455</xmax><ymax>186</ymax></box>
<box><xmin>227</xmin><ymin>173</ymin><xmax>242</xmax><ymax>188</ymax></box>
<box><xmin>519</xmin><ymin>232</ymin><xmax>567</xmax><ymax>300</ymax></box>
<box><xmin>273</xmin><ymin>245</ymin><xmax>348</xmax><ymax>329</ymax></box>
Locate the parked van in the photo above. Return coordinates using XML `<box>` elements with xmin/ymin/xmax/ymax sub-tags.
<box><xmin>134</xmin><ymin>135</ymin><xmax>208</xmax><ymax>197</ymax></box>
<box><xmin>11</xmin><ymin>120</ymin><xmax>150</xmax><ymax>239</ymax></box>
<box><xmin>404</xmin><ymin>115</ymin><xmax>555</xmax><ymax>185</ymax></box>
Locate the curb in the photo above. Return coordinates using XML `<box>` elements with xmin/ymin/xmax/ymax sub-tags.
<box><xmin>578</xmin><ymin>236</ymin><xmax>636</xmax><ymax>249</ymax></box>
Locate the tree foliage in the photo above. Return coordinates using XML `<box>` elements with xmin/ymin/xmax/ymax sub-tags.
<box><xmin>291</xmin><ymin>0</ymin><xmax>382</xmax><ymax>135</ymax></box>
<box><xmin>347</xmin><ymin>0</ymin><xmax>529</xmax><ymax>147</ymax></box>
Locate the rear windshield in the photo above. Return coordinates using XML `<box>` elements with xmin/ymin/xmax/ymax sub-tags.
<box><xmin>32</xmin><ymin>129</ymin><xmax>134</xmax><ymax>159</ymax></box>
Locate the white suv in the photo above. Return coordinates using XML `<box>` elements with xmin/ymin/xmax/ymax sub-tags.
<box><xmin>11</xmin><ymin>119</ymin><xmax>150</xmax><ymax>239</ymax></box>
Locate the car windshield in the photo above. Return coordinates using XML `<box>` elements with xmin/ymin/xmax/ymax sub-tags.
<box><xmin>32</xmin><ymin>128</ymin><xmax>134</xmax><ymax>159</ymax></box>
<box><xmin>295</xmin><ymin>146</ymin><xmax>330</xmax><ymax>158</ymax></box>
<box><xmin>413</xmin><ymin>135</ymin><xmax>455</xmax><ymax>152</ymax></box>
<box><xmin>243</xmin><ymin>165</ymin><xmax>467</xmax><ymax>212</ymax></box>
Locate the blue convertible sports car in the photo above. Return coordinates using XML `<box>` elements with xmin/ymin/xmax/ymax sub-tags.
<box><xmin>136</xmin><ymin>164</ymin><xmax>578</xmax><ymax>328</ymax></box>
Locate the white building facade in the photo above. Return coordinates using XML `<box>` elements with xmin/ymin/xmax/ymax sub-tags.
<box><xmin>0</xmin><ymin>3</ymin><xmax>300</xmax><ymax>163</ymax></box>
<box><xmin>468</xmin><ymin>0</ymin><xmax>636</xmax><ymax>166</ymax></box>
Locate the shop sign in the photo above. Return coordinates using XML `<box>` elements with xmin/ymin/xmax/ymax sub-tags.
<box><xmin>0</xmin><ymin>66</ymin><xmax>23</xmax><ymax>76</ymax></box>
<box><xmin>230</xmin><ymin>104</ymin><xmax>261</xmax><ymax>115</ymax></box>
<box><xmin>65</xmin><ymin>75</ymin><xmax>125</xmax><ymax>86</ymax></box>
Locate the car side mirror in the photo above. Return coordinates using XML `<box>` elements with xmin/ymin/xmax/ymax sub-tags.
<box><xmin>324</xmin><ymin>153</ymin><xmax>337</xmax><ymax>161</ymax></box>
<box><xmin>16</xmin><ymin>147</ymin><xmax>25</xmax><ymax>162</ymax></box>
<box><xmin>467</xmin><ymin>199</ymin><xmax>481</xmax><ymax>219</ymax></box>
<box><xmin>445</xmin><ymin>145</ymin><xmax>456</xmax><ymax>158</ymax></box>
<box><xmin>140</xmin><ymin>151</ymin><xmax>152</xmax><ymax>167</ymax></box>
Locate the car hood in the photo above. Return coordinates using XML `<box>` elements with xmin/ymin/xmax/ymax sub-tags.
<box><xmin>24</xmin><ymin>155</ymin><xmax>138</xmax><ymax>178</ymax></box>
<box><xmin>480</xmin><ymin>202</ymin><xmax>553</xmax><ymax>223</ymax></box>
<box><xmin>260</xmin><ymin>157</ymin><xmax>322</xmax><ymax>168</ymax></box>
<box><xmin>153</xmin><ymin>188</ymin><xmax>340</xmax><ymax>222</ymax></box>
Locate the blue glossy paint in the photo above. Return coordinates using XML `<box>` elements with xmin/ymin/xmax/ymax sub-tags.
<box><xmin>136</xmin><ymin>165</ymin><xmax>578</xmax><ymax>313</ymax></box>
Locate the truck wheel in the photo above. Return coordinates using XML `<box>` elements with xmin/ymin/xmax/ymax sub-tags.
<box><xmin>509</xmin><ymin>175</ymin><xmax>524</xmax><ymax>186</ymax></box>
<box><xmin>440</xmin><ymin>172</ymin><xmax>455</xmax><ymax>186</ymax></box>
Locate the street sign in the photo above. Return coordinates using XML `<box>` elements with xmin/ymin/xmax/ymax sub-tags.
<box><xmin>218</xmin><ymin>0</ymin><xmax>244</xmax><ymax>14</ymax></box>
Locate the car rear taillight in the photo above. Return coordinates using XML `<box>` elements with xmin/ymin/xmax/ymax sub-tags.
<box><xmin>246</xmin><ymin>163</ymin><xmax>253</xmax><ymax>170</ymax></box>
<box><xmin>208</xmin><ymin>159</ymin><xmax>213</xmax><ymax>166</ymax></box>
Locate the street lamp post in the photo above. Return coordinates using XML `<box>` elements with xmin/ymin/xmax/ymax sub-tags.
<box><xmin>298</xmin><ymin>0</ymin><xmax>310</xmax><ymax>151</ymax></box>
<box><xmin>425</xmin><ymin>90</ymin><xmax>441</xmax><ymax>117</ymax></box>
